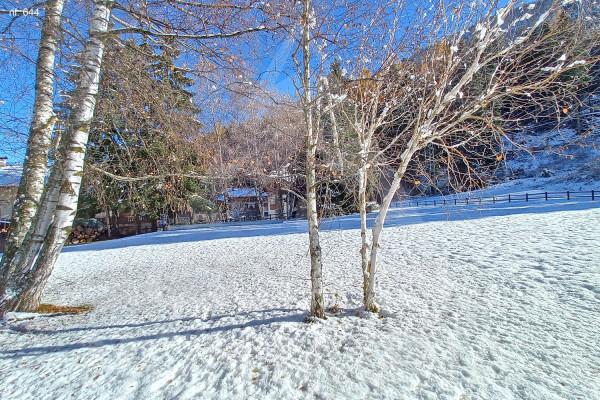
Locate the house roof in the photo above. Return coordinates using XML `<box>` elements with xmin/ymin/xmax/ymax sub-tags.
<box><xmin>0</xmin><ymin>165</ymin><xmax>22</xmax><ymax>187</ymax></box>
<box><xmin>216</xmin><ymin>187</ymin><xmax>268</xmax><ymax>201</ymax></box>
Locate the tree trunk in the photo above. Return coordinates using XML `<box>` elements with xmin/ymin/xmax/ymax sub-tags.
<box><xmin>357</xmin><ymin>164</ymin><xmax>370</xmax><ymax>306</ymax></box>
<box><xmin>255</xmin><ymin>184</ymin><xmax>265</xmax><ymax>220</ymax></box>
<box><xmin>364</xmin><ymin>141</ymin><xmax>418</xmax><ymax>313</ymax></box>
<box><xmin>306</xmin><ymin>140</ymin><xmax>325</xmax><ymax>319</ymax></box>
<box><xmin>0</xmin><ymin>162</ymin><xmax>63</xmax><ymax>312</ymax></box>
<box><xmin>301</xmin><ymin>0</ymin><xmax>325</xmax><ymax>319</ymax></box>
<box><xmin>356</xmin><ymin>122</ymin><xmax>373</xmax><ymax>309</ymax></box>
<box><xmin>105</xmin><ymin>207</ymin><xmax>112</xmax><ymax>238</ymax></box>
<box><xmin>306</xmin><ymin>151</ymin><xmax>325</xmax><ymax>318</ymax></box>
<box><xmin>0</xmin><ymin>0</ymin><xmax>65</xmax><ymax>282</ymax></box>
<box><xmin>0</xmin><ymin>0</ymin><xmax>114</xmax><ymax>315</ymax></box>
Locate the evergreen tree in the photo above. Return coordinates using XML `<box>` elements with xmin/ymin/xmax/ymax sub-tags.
<box><xmin>81</xmin><ymin>38</ymin><xmax>205</xmax><ymax>230</ymax></box>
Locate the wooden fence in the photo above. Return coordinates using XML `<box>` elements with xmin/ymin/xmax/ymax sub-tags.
<box><xmin>397</xmin><ymin>190</ymin><xmax>599</xmax><ymax>208</ymax></box>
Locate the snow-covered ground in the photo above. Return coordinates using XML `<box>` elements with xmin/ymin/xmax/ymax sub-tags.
<box><xmin>483</xmin><ymin>127</ymin><xmax>599</xmax><ymax>194</ymax></box>
<box><xmin>1</xmin><ymin>198</ymin><xmax>599</xmax><ymax>400</ymax></box>
<box><xmin>504</xmin><ymin>127</ymin><xmax>599</xmax><ymax>182</ymax></box>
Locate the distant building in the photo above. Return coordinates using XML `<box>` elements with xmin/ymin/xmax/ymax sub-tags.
<box><xmin>215</xmin><ymin>187</ymin><xmax>303</xmax><ymax>221</ymax></box>
<box><xmin>216</xmin><ymin>188</ymin><xmax>269</xmax><ymax>220</ymax></box>
<box><xmin>0</xmin><ymin>157</ymin><xmax>21</xmax><ymax>221</ymax></box>
<box><xmin>0</xmin><ymin>157</ymin><xmax>22</xmax><ymax>251</ymax></box>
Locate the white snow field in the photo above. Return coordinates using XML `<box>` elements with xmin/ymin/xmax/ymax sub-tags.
<box><xmin>1</xmin><ymin>199</ymin><xmax>599</xmax><ymax>400</ymax></box>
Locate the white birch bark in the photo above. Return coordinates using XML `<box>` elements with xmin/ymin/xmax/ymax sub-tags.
<box><xmin>0</xmin><ymin>0</ymin><xmax>65</xmax><ymax>280</ymax></box>
<box><xmin>356</xmin><ymin>114</ymin><xmax>374</xmax><ymax>308</ymax></box>
<box><xmin>363</xmin><ymin>136</ymin><xmax>420</xmax><ymax>311</ymax></box>
<box><xmin>0</xmin><ymin>0</ymin><xmax>114</xmax><ymax>314</ymax></box>
<box><xmin>301</xmin><ymin>0</ymin><xmax>325</xmax><ymax>319</ymax></box>
<box><xmin>352</xmin><ymin>92</ymin><xmax>388</xmax><ymax>311</ymax></box>
<box><xmin>357</xmin><ymin>162</ymin><xmax>370</xmax><ymax>305</ymax></box>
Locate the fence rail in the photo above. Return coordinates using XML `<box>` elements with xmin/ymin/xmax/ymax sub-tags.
<box><xmin>397</xmin><ymin>190</ymin><xmax>599</xmax><ymax>208</ymax></box>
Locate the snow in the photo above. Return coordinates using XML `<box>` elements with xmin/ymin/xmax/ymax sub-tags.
<box><xmin>567</xmin><ymin>60</ymin><xmax>587</xmax><ymax>68</ymax></box>
<box><xmin>409</xmin><ymin>126</ymin><xmax>600</xmax><ymax>204</ymax></box>
<box><xmin>1</xmin><ymin>197</ymin><xmax>599</xmax><ymax>399</ymax></box>
<box><xmin>497</xmin><ymin>127</ymin><xmax>600</xmax><ymax>192</ymax></box>
<box><xmin>3</xmin><ymin>312</ymin><xmax>59</xmax><ymax>322</ymax></box>
<box><xmin>1</xmin><ymin>123</ymin><xmax>599</xmax><ymax>398</ymax></box>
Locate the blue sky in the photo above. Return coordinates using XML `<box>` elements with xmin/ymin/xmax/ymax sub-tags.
<box><xmin>0</xmin><ymin>1</ymin><xmax>44</xmax><ymax>163</ymax></box>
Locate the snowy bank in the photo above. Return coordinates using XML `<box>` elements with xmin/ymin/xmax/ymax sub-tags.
<box><xmin>0</xmin><ymin>201</ymin><xmax>599</xmax><ymax>399</ymax></box>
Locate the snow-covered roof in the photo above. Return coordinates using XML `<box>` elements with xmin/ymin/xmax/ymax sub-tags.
<box><xmin>216</xmin><ymin>187</ymin><xmax>268</xmax><ymax>201</ymax></box>
<box><xmin>0</xmin><ymin>165</ymin><xmax>22</xmax><ymax>187</ymax></box>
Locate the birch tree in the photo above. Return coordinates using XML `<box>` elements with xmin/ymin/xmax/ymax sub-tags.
<box><xmin>343</xmin><ymin>0</ymin><xmax>599</xmax><ymax>312</ymax></box>
<box><xmin>0</xmin><ymin>0</ymin><xmax>65</xmax><ymax>281</ymax></box>
<box><xmin>286</xmin><ymin>0</ymin><xmax>404</xmax><ymax>318</ymax></box>
<box><xmin>0</xmin><ymin>0</ymin><xmax>115</xmax><ymax>314</ymax></box>
<box><xmin>294</xmin><ymin>0</ymin><xmax>326</xmax><ymax>319</ymax></box>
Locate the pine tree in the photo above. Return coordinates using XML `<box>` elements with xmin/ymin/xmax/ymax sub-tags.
<box><xmin>82</xmin><ymin>39</ymin><xmax>204</xmax><ymax>228</ymax></box>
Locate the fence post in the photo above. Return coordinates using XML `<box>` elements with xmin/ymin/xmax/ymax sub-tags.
<box><xmin>466</xmin><ymin>198</ymin><xmax>469</xmax><ymax>205</ymax></box>
<box><xmin>567</xmin><ymin>191</ymin><xmax>570</xmax><ymax>200</ymax></box>
<box><xmin>526</xmin><ymin>193</ymin><xmax>528</xmax><ymax>202</ymax></box>
<box><xmin>454</xmin><ymin>199</ymin><xmax>457</xmax><ymax>205</ymax></box>
<box><xmin>444</xmin><ymin>199</ymin><xmax>446</xmax><ymax>205</ymax></box>
<box><xmin>434</xmin><ymin>200</ymin><xmax>436</xmax><ymax>206</ymax></box>
<box><xmin>509</xmin><ymin>194</ymin><xmax>511</xmax><ymax>203</ymax></box>
<box><xmin>592</xmin><ymin>190</ymin><xmax>595</xmax><ymax>201</ymax></box>
<box><xmin>493</xmin><ymin>196</ymin><xmax>496</xmax><ymax>204</ymax></box>
<box><xmin>545</xmin><ymin>192</ymin><xmax>548</xmax><ymax>201</ymax></box>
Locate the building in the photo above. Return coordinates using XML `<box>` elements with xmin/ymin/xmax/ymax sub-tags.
<box><xmin>0</xmin><ymin>157</ymin><xmax>22</xmax><ymax>251</ymax></box>
<box><xmin>0</xmin><ymin>157</ymin><xmax>21</xmax><ymax>221</ymax></box>
<box><xmin>215</xmin><ymin>187</ymin><xmax>302</xmax><ymax>221</ymax></box>
<box><xmin>216</xmin><ymin>188</ymin><xmax>269</xmax><ymax>221</ymax></box>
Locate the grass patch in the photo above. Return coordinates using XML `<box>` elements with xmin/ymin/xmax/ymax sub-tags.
<box><xmin>36</xmin><ymin>303</ymin><xmax>93</xmax><ymax>314</ymax></box>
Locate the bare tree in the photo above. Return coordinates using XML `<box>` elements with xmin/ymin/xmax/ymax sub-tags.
<box><xmin>80</xmin><ymin>38</ymin><xmax>206</xmax><ymax>231</ymax></box>
<box><xmin>204</xmin><ymin>97</ymin><xmax>304</xmax><ymax>202</ymax></box>
<box><xmin>340</xmin><ymin>0</ymin><xmax>599</xmax><ymax>312</ymax></box>
<box><xmin>295</xmin><ymin>0</ymin><xmax>326</xmax><ymax>319</ymax></box>
<box><xmin>287</xmin><ymin>0</ymin><xmax>405</xmax><ymax>317</ymax></box>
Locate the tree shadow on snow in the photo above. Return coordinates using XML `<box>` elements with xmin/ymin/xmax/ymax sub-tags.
<box><xmin>1</xmin><ymin>308</ymin><xmax>306</xmax><ymax>359</ymax></box>
<box><xmin>62</xmin><ymin>199</ymin><xmax>600</xmax><ymax>253</ymax></box>
<box><xmin>8</xmin><ymin>307</ymin><xmax>303</xmax><ymax>335</ymax></box>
